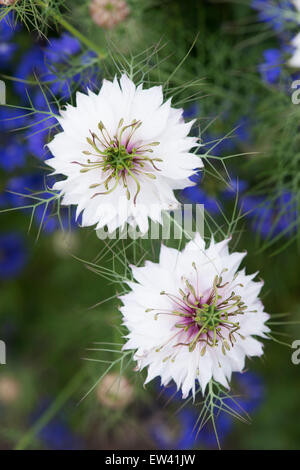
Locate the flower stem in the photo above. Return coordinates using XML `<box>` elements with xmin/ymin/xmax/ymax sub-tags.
<box><xmin>14</xmin><ymin>368</ymin><xmax>87</xmax><ymax>450</ymax></box>
<box><xmin>36</xmin><ymin>0</ymin><xmax>106</xmax><ymax>59</ymax></box>
<box><xmin>208</xmin><ymin>380</ymin><xmax>221</xmax><ymax>450</ymax></box>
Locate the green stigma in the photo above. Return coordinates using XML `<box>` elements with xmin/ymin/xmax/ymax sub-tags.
<box><xmin>72</xmin><ymin>118</ymin><xmax>162</xmax><ymax>204</ymax></box>
<box><xmin>194</xmin><ymin>304</ymin><xmax>223</xmax><ymax>331</ymax></box>
<box><xmin>102</xmin><ymin>144</ymin><xmax>135</xmax><ymax>173</ymax></box>
<box><xmin>158</xmin><ymin>268</ymin><xmax>247</xmax><ymax>356</ymax></box>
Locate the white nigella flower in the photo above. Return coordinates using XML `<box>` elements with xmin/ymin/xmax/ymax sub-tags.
<box><xmin>288</xmin><ymin>1</ymin><xmax>300</xmax><ymax>67</ymax></box>
<box><xmin>288</xmin><ymin>32</ymin><xmax>300</xmax><ymax>67</ymax></box>
<box><xmin>120</xmin><ymin>235</ymin><xmax>269</xmax><ymax>398</ymax></box>
<box><xmin>293</xmin><ymin>0</ymin><xmax>300</xmax><ymax>12</ymax></box>
<box><xmin>47</xmin><ymin>74</ymin><xmax>201</xmax><ymax>233</ymax></box>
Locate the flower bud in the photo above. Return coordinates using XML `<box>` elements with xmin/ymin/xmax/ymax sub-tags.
<box><xmin>90</xmin><ymin>0</ymin><xmax>130</xmax><ymax>29</ymax></box>
<box><xmin>96</xmin><ymin>373</ymin><xmax>134</xmax><ymax>409</ymax></box>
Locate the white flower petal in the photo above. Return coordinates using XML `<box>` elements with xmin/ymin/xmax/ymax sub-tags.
<box><xmin>120</xmin><ymin>238</ymin><xmax>269</xmax><ymax>397</ymax></box>
<box><xmin>47</xmin><ymin>74</ymin><xmax>202</xmax><ymax>233</ymax></box>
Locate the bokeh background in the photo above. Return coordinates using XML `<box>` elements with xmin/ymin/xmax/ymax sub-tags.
<box><xmin>1</xmin><ymin>0</ymin><xmax>300</xmax><ymax>450</ymax></box>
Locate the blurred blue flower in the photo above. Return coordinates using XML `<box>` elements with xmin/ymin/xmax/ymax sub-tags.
<box><xmin>79</xmin><ymin>50</ymin><xmax>100</xmax><ymax>91</ymax></box>
<box><xmin>39</xmin><ymin>420</ymin><xmax>83</xmax><ymax>450</ymax></box>
<box><xmin>0</xmin><ymin>9</ymin><xmax>18</xmax><ymax>66</ymax></box>
<box><xmin>181</xmin><ymin>172</ymin><xmax>220</xmax><ymax>214</ymax></box>
<box><xmin>150</xmin><ymin>409</ymin><xmax>198</xmax><ymax>450</ymax></box>
<box><xmin>0</xmin><ymin>141</ymin><xmax>26</xmax><ymax>171</ymax></box>
<box><xmin>33</xmin><ymin>192</ymin><xmax>79</xmax><ymax>234</ymax></box>
<box><xmin>14</xmin><ymin>35</ymin><xmax>99</xmax><ymax>158</ymax></box>
<box><xmin>196</xmin><ymin>372</ymin><xmax>264</xmax><ymax>448</ymax></box>
<box><xmin>259</xmin><ymin>49</ymin><xmax>282</xmax><ymax>84</ymax></box>
<box><xmin>14</xmin><ymin>46</ymin><xmax>46</xmax><ymax>97</ymax></box>
<box><xmin>41</xmin><ymin>34</ymin><xmax>100</xmax><ymax>98</ymax></box>
<box><xmin>153</xmin><ymin>371</ymin><xmax>265</xmax><ymax>449</ymax></box>
<box><xmin>44</xmin><ymin>33</ymin><xmax>81</xmax><ymax>63</ymax></box>
<box><xmin>0</xmin><ymin>232</ymin><xmax>28</xmax><ymax>280</ymax></box>
<box><xmin>25</xmin><ymin>91</ymin><xmax>59</xmax><ymax>160</ymax></box>
<box><xmin>150</xmin><ymin>386</ymin><xmax>234</xmax><ymax>450</ymax></box>
<box><xmin>152</xmin><ymin>382</ymin><xmax>232</xmax><ymax>449</ymax></box>
<box><xmin>183</xmin><ymin>103</ymin><xmax>199</xmax><ymax>120</ymax></box>
<box><xmin>15</xmin><ymin>33</ymin><xmax>100</xmax><ymax>101</ymax></box>
<box><xmin>199</xmin><ymin>115</ymin><xmax>252</xmax><ymax>156</ymax></box>
<box><xmin>230</xmin><ymin>371</ymin><xmax>265</xmax><ymax>414</ymax></box>
<box><xmin>31</xmin><ymin>399</ymin><xmax>84</xmax><ymax>450</ymax></box>
<box><xmin>42</xmin><ymin>33</ymin><xmax>81</xmax><ymax>99</ymax></box>
<box><xmin>0</xmin><ymin>107</ymin><xmax>28</xmax><ymax>171</ymax></box>
<box><xmin>201</xmin><ymin>130</ymin><xmax>236</xmax><ymax>157</ymax></box>
<box><xmin>5</xmin><ymin>173</ymin><xmax>78</xmax><ymax>233</ymax></box>
<box><xmin>235</xmin><ymin>116</ymin><xmax>252</xmax><ymax>144</ymax></box>
<box><xmin>182</xmin><ymin>171</ymin><xmax>248</xmax><ymax>214</ymax></box>
<box><xmin>0</xmin><ymin>106</ymin><xmax>28</xmax><ymax>132</ymax></box>
<box><xmin>0</xmin><ymin>41</ymin><xmax>17</xmax><ymax>65</ymax></box>
<box><xmin>5</xmin><ymin>173</ymin><xmax>46</xmax><ymax>208</ymax></box>
<box><xmin>241</xmin><ymin>191</ymin><xmax>297</xmax><ymax>239</ymax></box>
<box><xmin>222</xmin><ymin>177</ymin><xmax>248</xmax><ymax>201</ymax></box>
<box><xmin>0</xmin><ymin>192</ymin><xmax>8</xmax><ymax>208</ymax></box>
<box><xmin>251</xmin><ymin>0</ymin><xmax>296</xmax><ymax>32</ymax></box>
<box><xmin>196</xmin><ymin>407</ymin><xmax>233</xmax><ymax>448</ymax></box>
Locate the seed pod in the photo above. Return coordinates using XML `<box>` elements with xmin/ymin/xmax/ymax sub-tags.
<box><xmin>90</xmin><ymin>0</ymin><xmax>130</xmax><ymax>30</ymax></box>
<box><xmin>0</xmin><ymin>0</ymin><xmax>18</xmax><ymax>4</ymax></box>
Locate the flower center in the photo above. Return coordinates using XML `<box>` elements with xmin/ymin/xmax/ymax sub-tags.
<box><xmin>102</xmin><ymin>144</ymin><xmax>135</xmax><ymax>173</ymax></box>
<box><xmin>194</xmin><ymin>304</ymin><xmax>222</xmax><ymax>330</ymax></box>
<box><xmin>73</xmin><ymin>119</ymin><xmax>162</xmax><ymax>204</ymax></box>
<box><xmin>105</xmin><ymin>3</ymin><xmax>114</xmax><ymax>12</ymax></box>
<box><xmin>148</xmin><ymin>264</ymin><xmax>251</xmax><ymax>358</ymax></box>
<box><xmin>174</xmin><ymin>273</ymin><xmax>247</xmax><ymax>355</ymax></box>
